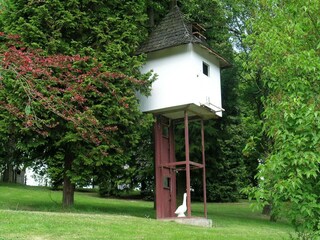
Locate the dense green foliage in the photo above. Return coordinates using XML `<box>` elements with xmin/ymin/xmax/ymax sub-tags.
<box><xmin>1</xmin><ymin>0</ymin><xmax>148</xmax><ymax>75</ymax></box>
<box><xmin>224</xmin><ymin>0</ymin><xmax>267</xmax><ymax>187</ymax></box>
<box><xmin>177</xmin><ymin>0</ymin><xmax>254</xmax><ymax>202</ymax></box>
<box><xmin>0</xmin><ymin>33</ymin><xmax>153</xmax><ymax>206</ymax></box>
<box><xmin>2</xmin><ymin>2</ymin><xmax>318</xmax><ymax>237</ymax></box>
<box><xmin>245</xmin><ymin>0</ymin><xmax>320</xmax><ymax>238</ymax></box>
<box><xmin>0</xmin><ymin>0</ymin><xmax>253</xmax><ymax>204</ymax></box>
<box><xmin>0</xmin><ymin>0</ymin><xmax>154</xmax><ymax>207</ymax></box>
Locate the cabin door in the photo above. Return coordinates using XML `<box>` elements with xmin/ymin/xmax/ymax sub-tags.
<box><xmin>154</xmin><ymin>116</ymin><xmax>176</xmax><ymax>218</ymax></box>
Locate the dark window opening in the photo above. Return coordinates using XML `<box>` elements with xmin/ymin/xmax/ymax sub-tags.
<box><xmin>163</xmin><ymin>177</ymin><xmax>170</xmax><ymax>189</ymax></box>
<box><xmin>162</xmin><ymin>126</ymin><xmax>169</xmax><ymax>138</ymax></box>
<box><xmin>203</xmin><ymin>62</ymin><xmax>209</xmax><ymax>76</ymax></box>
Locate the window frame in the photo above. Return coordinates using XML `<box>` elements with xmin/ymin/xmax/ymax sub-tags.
<box><xmin>202</xmin><ymin>61</ymin><xmax>210</xmax><ymax>76</ymax></box>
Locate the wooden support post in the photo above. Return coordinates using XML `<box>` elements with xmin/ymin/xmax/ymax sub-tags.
<box><xmin>154</xmin><ymin>117</ymin><xmax>162</xmax><ymax>218</ymax></box>
<box><xmin>201</xmin><ymin>120</ymin><xmax>208</xmax><ymax>218</ymax></box>
<box><xmin>169</xmin><ymin>121</ymin><xmax>176</xmax><ymax>217</ymax></box>
<box><xmin>184</xmin><ymin>111</ymin><xmax>191</xmax><ymax>217</ymax></box>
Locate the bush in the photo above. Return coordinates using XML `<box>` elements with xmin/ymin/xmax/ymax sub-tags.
<box><xmin>207</xmin><ymin>182</ymin><xmax>239</xmax><ymax>202</ymax></box>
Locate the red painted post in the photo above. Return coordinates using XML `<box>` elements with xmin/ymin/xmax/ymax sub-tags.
<box><xmin>154</xmin><ymin>117</ymin><xmax>162</xmax><ymax>218</ymax></box>
<box><xmin>184</xmin><ymin>111</ymin><xmax>191</xmax><ymax>217</ymax></box>
<box><xmin>201</xmin><ymin>120</ymin><xmax>208</xmax><ymax>218</ymax></box>
<box><xmin>169</xmin><ymin>122</ymin><xmax>176</xmax><ymax>217</ymax></box>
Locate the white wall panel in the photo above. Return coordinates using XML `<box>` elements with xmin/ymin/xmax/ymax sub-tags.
<box><xmin>137</xmin><ymin>43</ymin><xmax>223</xmax><ymax>117</ymax></box>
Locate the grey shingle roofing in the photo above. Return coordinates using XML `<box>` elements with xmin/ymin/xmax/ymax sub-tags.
<box><xmin>137</xmin><ymin>6</ymin><xmax>201</xmax><ymax>54</ymax></box>
<box><xmin>137</xmin><ymin>6</ymin><xmax>230</xmax><ymax>68</ymax></box>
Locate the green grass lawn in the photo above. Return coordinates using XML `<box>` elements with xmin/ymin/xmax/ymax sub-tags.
<box><xmin>0</xmin><ymin>183</ymin><xmax>293</xmax><ymax>240</ymax></box>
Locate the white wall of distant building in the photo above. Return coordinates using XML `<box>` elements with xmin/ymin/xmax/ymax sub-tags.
<box><xmin>25</xmin><ymin>167</ymin><xmax>49</xmax><ymax>186</ymax></box>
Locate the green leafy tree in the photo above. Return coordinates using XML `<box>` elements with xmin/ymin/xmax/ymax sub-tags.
<box><xmin>222</xmin><ymin>0</ymin><xmax>268</xmax><ymax>187</ymax></box>
<box><xmin>0</xmin><ymin>33</ymin><xmax>152</xmax><ymax>207</ymax></box>
<box><xmin>0</xmin><ymin>0</ymin><xmax>154</xmax><ymax>202</ymax></box>
<box><xmin>246</xmin><ymin>1</ymin><xmax>320</xmax><ymax>237</ymax></box>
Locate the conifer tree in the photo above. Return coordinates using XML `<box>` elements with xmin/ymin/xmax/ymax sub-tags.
<box><xmin>0</xmin><ymin>1</ymin><xmax>153</xmax><ymax>206</ymax></box>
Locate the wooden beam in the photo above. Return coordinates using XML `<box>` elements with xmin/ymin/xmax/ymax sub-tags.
<box><xmin>201</xmin><ymin>120</ymin><xmax>208</xmax><ymax>218</ymax></box>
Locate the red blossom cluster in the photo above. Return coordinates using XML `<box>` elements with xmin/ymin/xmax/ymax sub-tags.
<box><xmin>0</xmin><ymin>32</ymin><xmax>145</xmax><ymax>146</ymax></box>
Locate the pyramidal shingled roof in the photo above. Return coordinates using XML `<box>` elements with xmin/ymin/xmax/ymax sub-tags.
<box><xmin>137</xmin><ymin>6</ymin><xmax>230</xmax><ymax>68</ymax></box>
<box><xmin>137</xmin><ymin>6</ymin><xmax>201</xmax><ymax>54</ymax></box>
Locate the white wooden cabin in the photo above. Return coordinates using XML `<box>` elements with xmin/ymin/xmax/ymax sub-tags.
<box><xmin>137</xmin><ymin>6</ymin><xmax>229</xmax><ymax>120</ymax></box>
<box><xmin>135</xmin><ymin>6</ymin><xmax>230</xmax><ymax>220</ymax></box>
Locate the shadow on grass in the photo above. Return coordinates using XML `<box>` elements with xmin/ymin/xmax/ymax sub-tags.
<box><xmin>74</xmin><ymin>200</ymin><xmax>155</xmax><ymax>219</ymax></box>
<box><xmin>0</xmin><ymin>183</ymin><xmax>156</xmax><ymax>219</ymax></box>
<box><xmin>73</xmin><ymin>192</ymin><xmax>156</xmax><ymax>218</ymax></box>
<box><xmin>191</xmin><ymin>201</ymin><xmax>290</xmax><ymax>229</ymax></box>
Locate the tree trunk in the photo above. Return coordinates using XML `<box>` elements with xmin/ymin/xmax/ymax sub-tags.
<box><xmin>147</xmin><ymin>6</ymin><xmax>155</xmax><ymax>28</ymax></box>
<box><xmin>171</xmin><ymin>0</ymin><xmax>177</xmax><ymax>9</ymax></box>
<box><xmin>2</xmin><ymin>164</ymin><xmax>14</xmax><ymax>183</ymax></box>
<box><xmin>262</xmin><ymin>204</ymin><xmax>277</xmax><ymax>222</ymax></box>
<box><xmin>63</xmin><ymin>147</ymin><xmax>75</xmax><ymax>208</ymax></box>
<box><xmin>262</xmin><ymin>204</ymin><xmax>271</xmax><ymax>215</ymax></box>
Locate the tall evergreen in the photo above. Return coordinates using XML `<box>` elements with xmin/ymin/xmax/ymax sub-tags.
<box><xmin>1</xmin><ymin>0</ymin><xmax>148</xmax><ymax>75</ymax></box>
<box><xmin>0</xmin><ymin>1</ymin><xmax>153</xmax><ymax>206</ymax></box>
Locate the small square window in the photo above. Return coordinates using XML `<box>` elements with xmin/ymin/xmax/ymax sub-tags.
<box><xmin>202</xmin><ymin>62</ymin><xmax>209</xmax><ymax>76</ymax></box>
<box><xmin>163</xmin><ymin>177</ymin><xmax>170</xmax><ymax>189</ymax></box>
<box><xmin>162</xmin><ymin>126</ymin><xmax>169</xmax><ymax>138</ymax></box>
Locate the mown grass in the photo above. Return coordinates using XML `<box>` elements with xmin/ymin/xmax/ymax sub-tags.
<box><xmin>0</xmin><ymin>183</ymin><xmax>293</xmax><ymax>240</ymax></box>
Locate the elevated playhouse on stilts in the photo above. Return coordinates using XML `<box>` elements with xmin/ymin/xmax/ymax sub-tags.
<box><xmin>137</xmin><ymin>6</ymin><xmax>230</xmax><ymax>226</ymax></box>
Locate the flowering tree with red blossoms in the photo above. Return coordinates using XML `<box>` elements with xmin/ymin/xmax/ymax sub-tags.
<box><xmin>0</xmin><ymin>33</ymin><xmax>152</xmax><ymax>206</ymax></box>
